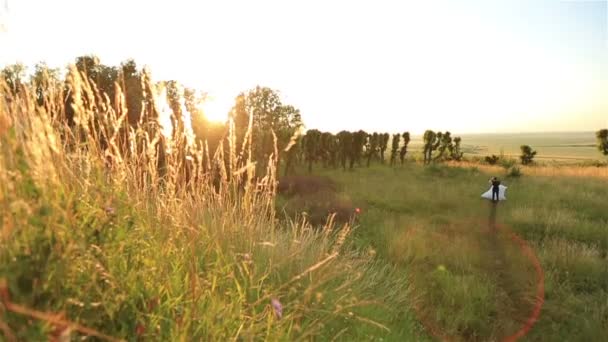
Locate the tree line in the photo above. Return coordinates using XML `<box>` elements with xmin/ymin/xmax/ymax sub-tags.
<box><xmin>2</xmin><ymin>56</ymin><xmax>607</xmax><ymax>181</ymax></box>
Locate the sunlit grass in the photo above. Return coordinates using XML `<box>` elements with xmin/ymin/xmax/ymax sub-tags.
<box><xmin>314</xmin><ymin>162</ymin><xmax>608</xmax><ymax>341</ymax></box>
<box><xmin>0</xmin><ymin>68</ymin><xmax>405</xmax><ymax>340</ymax></box>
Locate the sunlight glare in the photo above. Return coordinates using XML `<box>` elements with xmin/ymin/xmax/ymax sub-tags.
<box><xmin>200</xmin><ymin>95</ymin><xmax>231</xmax><ymax>123</ymax></box>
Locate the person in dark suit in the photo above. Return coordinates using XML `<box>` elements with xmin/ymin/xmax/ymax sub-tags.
<box><xmin>490</xmin><ymin>177</ymin><xmax>501</xmax><ymax>202</ymax></box>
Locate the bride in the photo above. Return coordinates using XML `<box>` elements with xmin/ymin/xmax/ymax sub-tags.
<box><xmin>482</xmin><ymin>177</ymin><xmax>507</xmax><ymax>201</ymax></box>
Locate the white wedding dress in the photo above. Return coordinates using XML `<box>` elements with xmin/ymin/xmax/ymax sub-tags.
<box><xmin>481</xmin><ymin>185</ymin><xmax>508</xmax><ymax>201</ymax></box>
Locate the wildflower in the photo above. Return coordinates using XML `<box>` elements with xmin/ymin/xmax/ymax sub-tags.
<box><xmin>355</xmin><ymin>207</ymin><xmax>361</xmax><ymax>214</ymax></box>
<box><xmin>136</xmin><ymin>324</ymin><xmax>145</xmax><ymax>336</ymax></box>
<box><xmin>104</xmin><ymin>206</ymin><xmax>116</xmax><ymax>216</ymax></box>
<box><xmin>271</xmin><ymin>298</ymin><xmax>283</xmax><ymax>319</ymax></box>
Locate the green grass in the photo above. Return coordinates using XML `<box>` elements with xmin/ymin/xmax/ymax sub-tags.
<box><xmin>0</xmin><ymin>72</ymin><xmax>422</xmax><ymax>341</ymax></box>
<box><xmin>2</xmin><ymin>70</ymin><xmax>607</xmax><ymax>341</ymax></box>
<box><xmin>308</xmin><ymin>162</ymin><xmax>608</xmax><ymax>341</ymax></box>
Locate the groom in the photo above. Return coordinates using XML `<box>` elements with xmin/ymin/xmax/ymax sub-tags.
<box><xmin>489</xmin><ymin>177</ymin><xmax>501</xmax><ymax>202</ymax></box>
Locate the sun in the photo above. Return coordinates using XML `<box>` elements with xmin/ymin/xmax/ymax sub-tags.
<box><xmin>200</xmin><ymin>95</ymin><xmax>231</xmax><ymax>123</ymax></box>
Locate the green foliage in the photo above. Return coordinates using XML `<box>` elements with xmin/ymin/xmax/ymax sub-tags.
<box><xmin>365</xmin><ymin>133</ymin><xmax>380</xmax><ymax>167</ymax></box>
<box><xmin>379</xmin><ymin>133</ymin><xmax>390</xmax><ymax>164</ymax></box>
<box><xmin>352</xmin><ymin>130</ymin><xmax>367</xmax><ymax>168</ymax></box>
<box><xmin>230</xmin><ymin>86</ymin><xmax>303</xmax><ymax>172</ymax></box>
<box><xmin>337</xmin><ymin>131</ymin><xmax>353</xmax><ymax>170</ymax></box>
<box><xmin>499</xmin><ymin>157</ymin><xmax>517</xmax><ymax>170</ymax></box>
<box><xmin>422</xmin><ymin>130</ymin><xmax>463</xmax><ymax>163</ymax></box>
<box><xmin>390</xmin><ymin>134</ymin><xmax>400</xmax><ymax>166</ymax></box>
<box><xmin>422</xmin><ymin>130</ymin><xmax>439</xmax><ymax>164</ymax></box>
<box><xmin>596</xmin><ymin>129</ymin><xmax>608</xmax><ymax>156</ymax></box>
<box><xmin>451</xmin><ymin>136</ymin><xmax>464</xmax><ymax>161</ymax></box>
<box><xmin>400</xmin><ymin>132</ymin><xmax>410</xmax><ymax>164</ymax></box>
<box><xmin>485</xmin><ymin>155</ymin><xmax>500</xmax><ymax>165</ymax></box>
<box><xmin>1</xmin><ymin>63</ymin><xmax>27</xmax><ymax>94</ymax></box>
<box><xmin>303</xmin><ymin>129</ymin><xmax>322</xmax><ymax>172</ymax></box>
<box><xmin>506</xmin><ymin>166</ymin><xmax>522</xmax><ymax>178</ymax></box>
<box><xmin>520</xmin><ymin>145</ymin><xmax>537</xmax><ymax>165</ymax></box>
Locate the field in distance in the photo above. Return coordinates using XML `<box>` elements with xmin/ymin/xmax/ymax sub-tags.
<box><xmin>408</xmin><ymin>131</ymin><xmax>599</xmax><ymax>162</ymax></box>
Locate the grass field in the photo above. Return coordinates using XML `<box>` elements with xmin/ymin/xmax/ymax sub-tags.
<box><xmin>281</xmin><ymin>162</ymin><xmax>608</xmax><ymax>341</ymax></box>
<box><xmin>408</xmin><ymin>131</ymin><xmax>601</xmax><ymax>162</ymax></box>
<box><xmin>1</xmin><ymin>71</ymin><xmax>607</xmax><ymax>341</ymax></box>
<box><xmin>0</xmin><ymin>72</ymin><xmax>414</xmax><ymax>341</ymax></box>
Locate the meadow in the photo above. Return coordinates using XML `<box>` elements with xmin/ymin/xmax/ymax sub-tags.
<box><xmin>1</xmin><ymin>67</ymin><xmax>607</xmax><ymax>342</ymax></box>
<box><xmin>0</xmin><ymin>69</ymin><xmax>417</xmax><ymax>341</ymax></box>
<box><xmin>281</xmin><ymin>162</ymin><xmax>608</xmax><ymax>341</ymax></box>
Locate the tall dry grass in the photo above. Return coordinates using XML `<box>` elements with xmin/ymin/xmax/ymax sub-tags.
<box><xmin>0</xmin><ymin>66</ymin><xmax>395</xmax><ymax>340</ymax></box>
<box><xmin>446</xmin><ymin>161</ymin><xmax>608</xmax><ymax>179</ymax></box>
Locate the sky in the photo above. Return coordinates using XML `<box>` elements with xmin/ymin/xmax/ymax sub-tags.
<box><xmin>0</xmin><ymin>0</ymin><xmax>607</xmax><ymax>134</ymax></box>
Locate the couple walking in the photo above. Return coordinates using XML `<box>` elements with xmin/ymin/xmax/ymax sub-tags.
<box><xmin>481</xmin><ymin>176</ymin><xmax>506</xmax><ymax>202</ymax></box>
<box><xmin>490</xmin><ymin>177</ymin><xmax>501</xmax><ymax>202</ymax></box>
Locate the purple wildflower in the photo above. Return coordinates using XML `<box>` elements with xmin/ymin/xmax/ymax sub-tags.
<box><xmin>271</xmin><ymin>298</ymin><xmax>283</xmax><ymax>319</ymax></box>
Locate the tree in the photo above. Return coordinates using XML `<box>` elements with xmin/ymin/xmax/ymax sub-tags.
<box><xmin>366</xmin><ymin>132</ymin><xmax>380</xmax><ymax>167</ymax></box>
<box><xmin>352</xmin><ymin>130</ymin><xmax>367</xmax><ymax>168</ymax></box>
<box><xmin>485</xmin><ymin>155</ymin><xmax>499</xmax><ymax>165</ymax></box>
<box><xmin>304</xmin><ymin>129</ymin><xmax>321</xmax><ymax>172</ymax></box>
<box><xmin>434</xmin><ymin>131</ymin><xmax>452</xmax><ymax>161</ymax></box>
<box><xmin>451</xmin><ymin>136</ymin><xmax>464</xmax><ymax>161</ymax></box>
<box><xmin>30</xmin><ymin>62</ymin><xmax>61</xmax><ymax>106</ymax></box>
<box><xmin>119</xmin><ymin>59</ymin><xmax>144</xmax><ymax>126</ymax></box>
<box><xmin>422</xmin><ymin>130</ymin><xmax>437</xmax><ymax>164</ymax></box>
<box><xmin>390</xmin><ymin>133</ymin><xmax>400</xmax><ymax>166</ymax></box>
<box><xmin>230</xmin><ymin>86</ymin><xmax>303</xmax><ymax>176</ymax></box>
<box><xmin>379</xmin><ymin>133</ymin><xmax>390</xmax><ymax>163</ymax></box>
<box><xmin>229</xmin><ymin>86</ymin><xmax>302</xmax><ymax>172</ymax></box>
<box><xmin>400</xmin><ymin>132</ymin><xmax>410</xmax><ymax>164</ymax></box>
<box><xmin>596</xmin><ymin>129</ymin><xmax>608</xmax><ymax>156</ymax></box>
<box><xmin>337</xmin><ymin>131</ymin><xmax>353</xmax><ymax>170</ymax></box>
<box><xmin>520</xmin><ymin>145</ymin><xmax>537</xmax><ymax>165</ymax></box>
<box><xmin>1</xmin><ymin>63</ymin><xmax>26</xmax><ymax>95</ymax></box>
<box><xmin>319</xmin><ymin>132</ymin><xmax>337</xmax><ymax>168</ymax></box>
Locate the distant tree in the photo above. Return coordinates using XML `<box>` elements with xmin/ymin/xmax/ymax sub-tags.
<box><xmin>423</xmin><ymin>130</ymin><xmax>437</xmax><ymax>164</ymax></box>
<box><xmin>30</xmin><ymin>62</ymin><xmax>61</xmax><ymax>106</ymax></box>
<box><xmin>352</xmin><ymin>130</ymin><xmax>367</xmax><ymax>168</ymax></box>
<box><xmin>366</xmin><ymin>132</ymin><xmax>380</xmax><ymax>167</ymax></box>
<box><xmin>1</xmin><ymin>63</ymin><xmax>26</xmax><ymax>95</ymax></box>
<box><xmin>337</xmin><ymin>131</ymin><xmax>353</xmax><ymax>170</ymax></box>
<box><xmin>379</xmin><ymin>133</ymin><xmax>390</xmax><ymax>163</ymax></box>
<box><xmin>400</xmin><ymin>132</ymin><xmax>410</xmax><ymax>164</ymax></box>
<box><xmin>451</xmin><ymin>136</ymin><xmax>464</xmax><ymax>161</ymax></box>
<box><xmin>319</xmin><ymin>132</ymin><xmax>337</xmax><ymax>168</ymax></box>
<box><xmin>520</xmin><ymin>145</ymin><xmax>537</xmax><ymax>165</ymax></box>
<box><xmin>119</xmin><ymin>59</ymin><xmax>144</xmax><ymax>126</ymax></box>
<box><xmin>304</xmin><ymin>129</ymin><xmax>322</xmax><ymax>172</ymax></box>
<box><xmin>229</xmin><ymin>86</ymin><xmax>302</xmax><ymax>171</ymax></box>
<box><xmin>390</xmin><ymin>133</ymin><xmax>400</xmax><ymax>166</ymax></box>
<box><xmin>485</xmin><ymin>154</ymin><xmax>500</xmax><ymax>165</ymax></box>
<box><xmin>596</xmin><ymin>129</ymin><xmax>608</xmax><ymax>156</ymax></box>
<box><xmin>283</xmin><ymin>132</ymin><xmax>302</xmax><ymax>176</ymax></box>
<box><xmin>434</xmin><ymin>131</ymin><xmax>453</xmax><ymax>161</ymax></box>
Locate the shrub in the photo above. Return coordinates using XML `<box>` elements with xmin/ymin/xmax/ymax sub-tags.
<box><xmin>506</xmin><ymin>166</ymin><xmax>522</xmax><ymax>178</ymax></box>
<box><xmin>520</xmin><ymin>145</ymin><xmax>537</xmax><ymax>165</ymax></box>
<box><xmin>485</xmin><ymin>155</ymin><xmax>499</xmax><ymax>165</ymax></box>
<box><xmin>499</xmin><ymin>157</ymin><xmax>517</xmax><ymax>170</ymax></box>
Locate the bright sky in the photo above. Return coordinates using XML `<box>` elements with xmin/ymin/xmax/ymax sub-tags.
<box><xmin>1</xmin><ymin>0</ymin><xmax>607</xmax><ymax>133</ymax></box>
